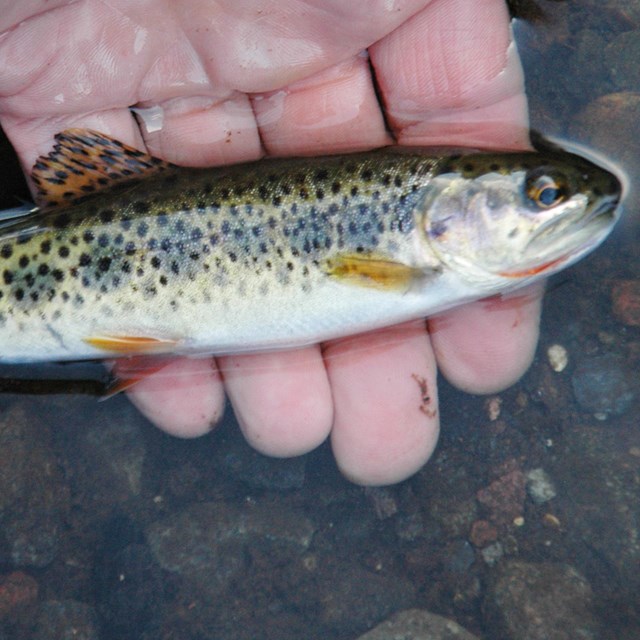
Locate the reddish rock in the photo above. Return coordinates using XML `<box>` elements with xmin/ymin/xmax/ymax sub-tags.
<box><xmin>0</xmin><ymin>571</ymin><xmax>38</xmax><ymax>619</ymax></box>
<box><xmin>469</xmin><ymin>520</ymin><xmax>499</xmax><ymax>548</ymax></box>
<box><xmin>612</xmin><ymin>280</ymin><xmax>640</xmax><ymax>326</ymax></box>
<box><xmin>477</xmin><ymin>469</ymin><xmax>526</xmax><ymax>527</ymax></box>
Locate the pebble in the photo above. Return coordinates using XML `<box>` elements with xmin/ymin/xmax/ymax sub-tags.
<box><xmin>547</xmin><ymin>344</ymin><xmax>569</xmax><ymax>372</ymax></box>
<box><xmin>526</xmin><ymin>468</ymin><xmax>557</xmax><ymax>504</ymax></box>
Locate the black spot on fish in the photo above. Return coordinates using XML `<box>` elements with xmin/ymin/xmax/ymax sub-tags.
<box><xmin>282</xmin><ymin>184</ymin><xmax>292</xmax><ymax>196</ymax></box>
<box><xmin>394</xmin><ymin>175</ymin><xmax>403</xmax><ymax>188</ymax></box>
<box><xmin>58</xmin><ymin>246</ymin><xmax>70</xmax><ymax>258</ymax></box>
<box><xmin>18</xmin><ymin>255</ymin><xmax>29</xmax><ymax>268</ymax></box>
<box><xmin>114</xmin><ymin>233</ymin><xmax>124</xmax><ymax>245</ymax></box>
<box><xmin>53</xmin><ymin>213</ymin><xmax>71</xmax><ymax>229</ymax></box>
<box><xmin>25</xmin><ymin>273</ymin><xmax>35</xmax><ymax>288</ymax></box>
<box><xmin>299</xmin><ymin>188</ymin><xmax>309</xmax><ymax>200</ymax></box>
<box><xmin>14</xmin><ymin>288</ymin><xmax>24</xmax><ymax>301</ymax></box>
<box><xmin>79</xmin><ymin>253</ymin><xmax>92</xmax><ymax>266</ymax></box>
<box><xmin>121</xmin><ymin>218</ymin><xmax>132</xmax><ymax>231</ymax></box>
<box><xmin>30</xmin><ymin>291</ymin><xmax>39</xmax><ymax>302</ymax></box>
<box><xmin>100</xmin><ymin>209</ymin><xmax>115</xmax><ymax>224</ymax></box>
<box><xmin>40</xmin><ymin>240</ymin><xmax>51</xmax><ymax>255</ymax></box>
<box><xmin>221</xmin><ymin>220</ymin><xmax>230</xmax><ymax>235</ymax></box>
<box><xmin>234</xmin><ymin>229</ymin><xmax>244</xmax><ymax>240</ymax></box>
<box><xmin>97</xmin><ymin>234</ymin><xmax>109</xmax><ymax>248</ymax></box>
<box><xmin>121</xmin><ymin>261</ymin><xmax>131</xmax><ymax>274</ymax></box>
<box><xmin>228</xmin><ymin>252</ymin><xmax>237</xmax><ymax>262</ymax></box>
<box><xmin>52</xmin><ymin>269</ymin><xmax>64</xmax><ymax>282</ymax></box>
<box><xmin>3</xmin><ymin>270</ymin><xmax>13</xmax><ymax>284</ymax></box>
<box><xmin>258</xmin><ymin>185</ymin><xmax>269</xmax><ymax>200</ymax></box>
<box><xmin>137</xmin><ymin>222</ymin><xmax>149</xmax><ymax>237</ymax></box>
<box><xmin>38</xmin><ymin>264</ymin><xmax>49</xmax><ymax>276</ymax></box>
<box><xmin>62</xmin><ymin>291</ymin><xmax>70</xmax><ymax>302</ymax></box>
<box><xmin>191</xmin><ymin>228</ymin><xmax>203</xmax><ymax>241</ymax></box>
<box><xmin>315</xmin><ymin>188</ymin><xmax>325</xmax><ymax>200</ymax></box>
<box><xmin>82</xmin><ymin>230</ymin><xmax>95</xmax><ymax>243</ymax></box>
<box><xmin>272</xmin><ymin>195</ymin><xmax>282</xmax><ymax>207</ymax></box>
<box><xmin>209</xmin><ymin>234</ymin><xmax>219</xmax><ymax>247</ymax></box>
<box><xmin>171</xmin><ymin>261</ymin><xmax>179</xmax><ymax>275</ymax></box>
<box><xmin>350</xmin><ymin>186</ymin><xmax>359</xmax><ymax>197</ymax></box>
<box><xmin>125</xmin><ymin>241</ymin><xmax>136</xmax><ymax>256</ymax></box>
<box><xmin>0</xmin><ymin>245</ymin><xmax>12</xmax><ymax>259</ymax></box>
<box><xmin>98</xmin><ymin>257</ymin><xmax>112</xmax><ymax>272</ymax></box>
<box><xmin>151</xmin><ymin>256</ymin><xmax>161</xmax><ymax>269</ymax></box>
<box><xmin>159</xmin><ymin>275</ymin><xmax>167</xmax><ymax>286</ymax></box>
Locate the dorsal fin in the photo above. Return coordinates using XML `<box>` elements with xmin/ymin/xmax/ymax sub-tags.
<box><xmin>31</xmin><ymin>129</ymin><xmax>175</xmax><ymax>209</ymax></box>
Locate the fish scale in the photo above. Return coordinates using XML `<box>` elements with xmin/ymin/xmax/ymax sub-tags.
<box><xmin>0</xmin><ymin>129</ymin><xmax>622</xmax><ymax>362</ymax></box>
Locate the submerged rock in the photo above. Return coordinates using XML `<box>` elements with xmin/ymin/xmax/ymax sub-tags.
<box><xmin>355</xmin><ymin>608</ymin><xmax>480</xmax><ymax>640</ymax></box>
<box><xmin>571</xmin><ymin>353</ymin><xmax>636</xmax><ymax>417</ymax></box>
<box><xmin>484</xmin><ymin>561</ymin><xmax>600</xmax><ymax>640</ymax></box>
<box><xmin>0</xmin><ymin>405</ymin><xmax>69</xmax><ymax>568</ymax></box>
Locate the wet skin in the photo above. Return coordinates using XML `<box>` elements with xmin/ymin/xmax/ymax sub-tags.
<box><xmin>0</xmin><ymin>0</ymin><xmax>540</xmax><ymax>485</ymax></box>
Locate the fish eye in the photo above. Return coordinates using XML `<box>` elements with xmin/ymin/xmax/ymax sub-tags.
<box><xmin>525</xmin><ymin>168</ymin><xmax>569</xmax><ymax>210</ymax></box>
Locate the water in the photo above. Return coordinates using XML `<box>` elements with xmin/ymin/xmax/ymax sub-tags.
<box><xmin>1</xmin><ymin>1</ymin><xmax>640</xmax><ymax>638</ymax></box>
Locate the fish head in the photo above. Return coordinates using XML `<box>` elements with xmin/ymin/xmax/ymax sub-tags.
<box><xmin>423</xmin><ymin>148</ymin><xmax>623</xmax><ymax>288</ymax></box>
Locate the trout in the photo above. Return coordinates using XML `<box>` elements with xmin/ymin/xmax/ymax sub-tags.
<box><xmin>0</xmin><ymin>130</ymin><xmax>622</xmax><ymax>362</ymax></box>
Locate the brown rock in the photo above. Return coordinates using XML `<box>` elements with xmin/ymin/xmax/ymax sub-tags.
<box><xmin>0</xmin><ymin>571</ymin><xmax>38</xmax><ymax>619</ymax></box>
<box><xmin>612</xmin><ymin>280</ymin><xmax>640</xmax><ymax>326</ymax></box>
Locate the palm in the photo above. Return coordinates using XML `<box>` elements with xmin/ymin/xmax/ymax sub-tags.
<box><xmin>0</xmin><ymin>0</ymin><xmax>542</xmax><ymax>485</ymax></box>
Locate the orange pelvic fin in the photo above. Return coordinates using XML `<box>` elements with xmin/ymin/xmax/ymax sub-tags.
<box><xmin>101</xmin><ymin>356</ymin><xmax>174</xmax><ymax>400</ymax></box>
<box><xmin>84</xmin><ymin>334</ymin><xmax>180</xmax><ymax>355</ymax></box>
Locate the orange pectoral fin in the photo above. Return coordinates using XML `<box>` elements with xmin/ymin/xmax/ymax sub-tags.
<box><xmin>323</xmin><ymin>252</ymin><xmax>432</xmax><ymax>292</ymax></box>
<box><xmin>84</xmin><ymin>334</ymin><xmax>180</xmax><ymax>355</ymax></box>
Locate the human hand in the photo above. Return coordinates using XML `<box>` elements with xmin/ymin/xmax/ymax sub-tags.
<box><xmin>0</xmin><ymin>0</ymin><xmax>541</xmax><ymax>485</ymax></box>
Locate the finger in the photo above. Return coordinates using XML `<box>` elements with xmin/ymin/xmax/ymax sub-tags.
<box><xmin>120</xmin><ymin>357</ymin><xmax>226</xmax><ymax>438</ymax></box>
<box><xmin>369</xmin><ymin>0</ymin><xmax>529</xmax><ymax>148</ymax></box>
<box><xmin>220</xmin><ymin>347</ymin><xmax>333</xmax><ymax>457</ymax></box>
<box><xmin>252</xmin><ymin>55</ymin><xmax>391</xmax><ymax>156</ymax></box>
<box><xmin>428</xmin><ymin>283</ymin><xmax>544</xmax><ymax>394</ymax></box>
<box><xmin>324</xmin><ymin>321</ymin><xmax>439</xmax><ymax>486</ymax></box>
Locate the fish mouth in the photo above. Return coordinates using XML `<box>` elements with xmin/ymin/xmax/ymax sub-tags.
<box><xmin>500</xmin><ymin>195</ymin><xmax>620</xmax><ymax>278</ymax></box>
